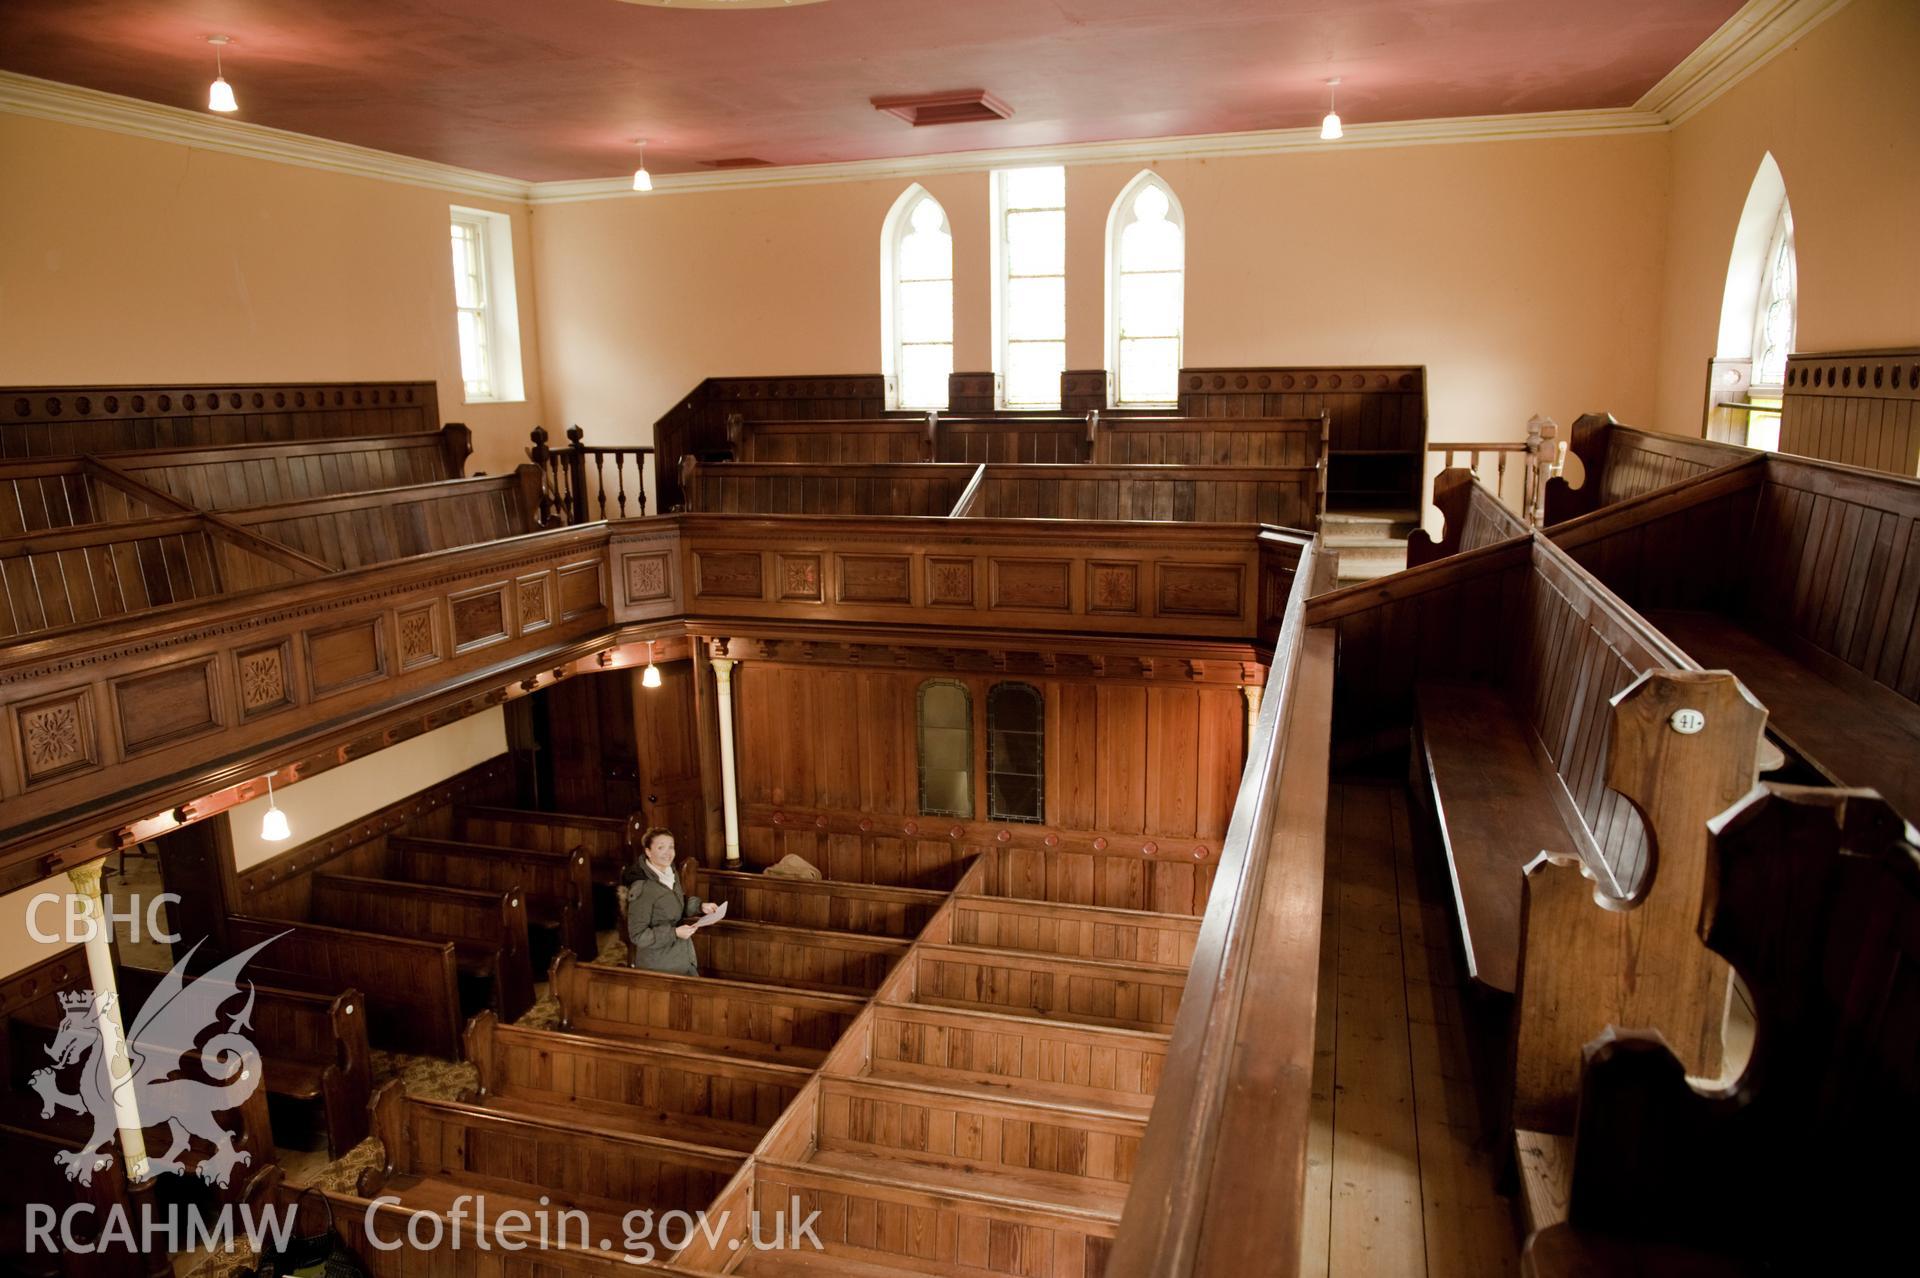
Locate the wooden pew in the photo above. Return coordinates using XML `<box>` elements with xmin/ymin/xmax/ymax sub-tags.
<box><xmin>1088</xmin><ymin>412</ymin><xmax>1327</xmax><ymax>469</ymax></box>
<box><xmin>744</xmin><ymin>1157</ymin><xmax>1118</xmax><ymax>1277</ymax></box>
<box><xmin>0</xmin><ymin>1121</ymin><xmax>167</xmax><ymax>1278</ymax></box>
<box><xmin>109</xmin><ymin>965</ymin><xmax>371</xmax><ymax>1159</ymax></box>
<box><xmin>1778</xmin><ymin>346</ymin><xmax>1920</xmax><ymax>475</ymax></box>
<box><xmin>689</xmin><ymin>867</ymin><xmax>944</xmax><ymax>938</ymax></box>
<box><xmin>0</xmin><ymin>514</ymin><xmax>316</xmax><ymax>639</ymax></box>
<box><xmin>867</xmin><ymin>1002</ymin><xmax>1169</xmax><ymax>1113</ymax></box>
<box><xmin>1543</xmin><ymin>412</ymin><xmax>1753</xmax><ymax>525</ymax></box>
<box><xmin>94</xmin><ymin>427</ymin><xmax>469</xmax><ymax>510</ymax></box>
<box><xmin>950</xmin><ymin>895</ymin><xmax>1200</xmax><ymax>966</ymax></box>
<box><xmin>693</xmin><ymin>920</ymin><xmax>909</xmax><ymax>995</ymax></box>
<box><xmin>225</xmin><ymin>915</ymin><xmax>463</xmax><ymax>1058</ymax></box>
<box><xmin>908</xmin><ymin>943</ymin><xmax>1187</xmax><ymax>1032</ymax></box>
<box><xmin>965</xmin><ymin>463</ymin><xmax>1319</xmax><ymax>527</ymax></box>
<box><xmin>1523</xmin><ymin>786</ymin><xmax>1919</xmax><ymax>1276</ymax></box>
<box><xmin>388</xmin><ymin>834</ymin><xmax>596</xmax><ymax>962</ymax></box>
<box><xmin>223</xmin><ymin>470</ymin><xmax>540</xmax><ymax>570</ymax></box>
<box><xmin>361</xmin><ymin>1081</ymin><xmax>742</xmax><ymax>1259</ymax></box>
<box><xmin>0</xmin><ymin>457</ymin><xmax>173</xmax><ymax>534</ymax></box>
<box><xmin>1405</xmin><ymin>465</ymin><xmax>1530</xmax><ymax>567</ymax></box>
<box><xmin>463</xmin><ymin>1009</ymin><xmax>809</xmax><ymax>1152</ymax></box>
<box><xmin>309</xmin><ymin>874</ymin><xmax>534</xmax><ymax>1022</ymax></box>
<box><xmin>680</xmin><ymin>459</ymin><xmax>976</xmax><ymax>516</ymax></box>
<box><xmin>549</xmin><ymin>951</ymin><xmax>863</xmax><ymax>1066</ymax></box>
<box><xmin>456</xmin><ymin>805</ymin><xmax>628</xmax><ymax>889</ymax></box>
<box><xmin>728</xmin><ymin>414</ymin><xmax>932</xmax><ymax>463</ymax></box>
<box><xmin>932</xmin><ymin>415</ymin><xmax>1092</xmax><ymax>464</ymax></box>
<box><xmin>1547</xmin><ymin>451</ymin><xmax>1920</xmax><ymax>820</ymax></box>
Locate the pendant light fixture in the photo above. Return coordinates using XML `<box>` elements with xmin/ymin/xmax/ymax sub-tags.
<box><xmin>1319</xmin><ymin>78</ymin><xmax>1343</xmax><ymax>141</ymax></box>
<box><xmin>207</xmin><ymin>36</ymin><xmax>239</xmax><ymax>113</ymax></box>
<box><xmin>642</xmin><ymin>639</ymin><xmax>663</xmax><ymax>688</ymax></box>
<box><xmin>632</xmin><ymin>140</ymin><xmax>654</xmax><ymax>193</ymax></box>
<box><xmin>260</xmin><ymin>774</ymin><xmax>291</xmax><ymax>842</ymax></box>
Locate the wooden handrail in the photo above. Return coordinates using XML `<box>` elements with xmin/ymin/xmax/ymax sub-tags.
<box><xmin>1110</xmin><ymin>530</ymin><xmax>1332</xmax><ymax>1277</ymax></box>
<box><xmin>948</xmin><ymin>463</ymin><xmax>988</xmax><ymax>517</ymax></box>
<box><xmin>529</xmin><ymin>426</ymin><xmax>655</xmax><ymax>524</ymax></box>
<box><xmin>1429</xmin><ymin>414</ymin><xmax>1562</xmax><ymax>525</ymax></box>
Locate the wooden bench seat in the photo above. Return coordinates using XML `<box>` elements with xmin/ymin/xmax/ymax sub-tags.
<box><xmin>866</xmin><ymin>1003</ymin><xmax>1169</xmax><ymax>1113</ymax></box>
<box><xmin>310</xmin><ymin>873</ymin><xmax>534</xmax><ymax>1021</ymax></box>
<box><xmin>388</xmin><ymin>833</ymin><xmax>596</xmax><ymax>961</ymax></box>
<box><xmin>1413</xmin><ymin>681</ymin><xmax>1584</xmax><ymax>994</ymax></box>
<box><xmin>464</xmin><ymin>1009</ymin><xmax>809</xmax><ymax>1152</ymax></box>
<box><xmin>692</xmin><ymin>868</ymin><xmax>945</xmax><ymax>937</ymax></box>
<box><xmin>694</xmin><ymin>919</ymin><xmax>909</xmax><ymax>995</ymax></box>
<box><xmin>951</xmin><ymin>896</ymin><xmax>1201</xmax><ymax>966</ymax></box>
<box><xmin>456</xmin><ymin>804</ymin><xmax>628</xmax><ymax>888</ymax></box>
<box><xmin>225</xmin><ymin>915</ymin><xmax>463</xmax><ymax>1059</ymax></box>
<box><xmin>907</xmin><ymin>943</ymin><xmax>1187</xmax><ymax>1032</ymax></box>
<box><xmin>549</xmin><ymin>952</ymin><xmax>864</xmax><ymax>1066</ymax></box>
<box><xmin>1648</xmin><ymin>609</ymin><xmax>1920</xmax><ymax>819</ymax></box>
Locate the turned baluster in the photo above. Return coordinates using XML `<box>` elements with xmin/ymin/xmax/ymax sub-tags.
<box><xmin>528</xmin><ymin>426</ymin><xmax>554</xmax><ymax>527</ymax></box>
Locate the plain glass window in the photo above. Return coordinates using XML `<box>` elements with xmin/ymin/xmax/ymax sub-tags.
<box><xmin>993</xmin><ymin>166</ymin><xmax>1066</xmax><ymax>409</ymax></box>
<box><xmin>883</xmin><ymin>188</ymin><xmax>953</xmax><ymax>410</ymax></box>
<box><xmin>917</xmin><ymin>679</ymin><xmax>973</xmax><ymax>818</ymax></box>
<box><xmin>986</xmin><ymin>682</ymin><xmax>1044</xmax><ymax>824</ymax></box>
<box><xmin>448</xmin><ymin>206</ymin><xmax>526</xmax><ymax>404</ymax></box>
<box><xmin>1107</xmin><ymin>174</ymin><xmax>1185</xmax><ymax>407</ymax></box>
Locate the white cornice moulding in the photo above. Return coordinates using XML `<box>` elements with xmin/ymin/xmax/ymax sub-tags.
<box><xmin>0</xmin><ymin>0</ymin><xmax>1846</xmax><ymax>205</ymax></box>
<box><xmin>1635</xmin><ymin>0</ymin><xmax>1852</xmax><ymax>124</ymax></box>
<box><xmin>0</xmin><ymin>70</ymin><xmax>530</xmax><ymax>202</ymax></box>
<box><xmin>526</xmin><ymin>108</ymin><xmax>1666</xmax><ymax>203</ymax></box>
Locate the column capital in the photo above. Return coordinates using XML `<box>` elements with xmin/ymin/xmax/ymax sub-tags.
<box><xmin>711</xmin><ymin>656</ymin><xmax>736</xmax><ymax>687</ymax></box>
<box><xmin>66</xmin><ymin>858</ymin><xmax>106</xmax><ymax>899</ymax></box>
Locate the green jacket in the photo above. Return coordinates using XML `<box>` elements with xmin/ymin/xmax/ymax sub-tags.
<box><xmin>626</xmin><ymin>872</ymin><xmax>705</xmax><ymax>975</ymax></box>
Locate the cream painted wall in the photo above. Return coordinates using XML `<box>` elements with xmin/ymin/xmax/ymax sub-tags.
<box><xmin>533</xmin><ymin>134</ymin><xmax>1671</xmax><ymax>474</ymax></box>
<box><xmin>1652</xmin><ymin>0</ymin><xmax>1920</xmax><ymax>434</ymax></box>
<box><xmin>226</xmin><ymin>706</ymin><xmax>507</xmax><ymax>872</ymax></box>
<box><xmin>0</xmin><ymin>874</ymin><xmax>83</xmax><ymax>983</ymax></box>
<box><xmin>0</xmin><ymin>114</ymin><xmax>545</xmax><ymax>474</ymax></box>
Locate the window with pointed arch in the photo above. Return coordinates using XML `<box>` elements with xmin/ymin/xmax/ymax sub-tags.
<box><xmin>1107</xmin><ymin>174</ymin><xmax>1185</xmax><ymax>407</ymax></box>
<box><xmin>882</xmin><ymin>187</ymin><xmax>954</xmax><ymax>410</ymax></box>
<box><xmin>1752</xmin><ymin>204</ymin><xmax>1797</xmax><ymax>393</ymax></box>
<box><xmin>986</xmin><ymin>682</ymin><xmax>1045</xmax><ymax>824</ymax></box>
<box><xmin>916</xmin><ymin>679</ymin><xmax>973</xmax><ymax>818</ymax></box>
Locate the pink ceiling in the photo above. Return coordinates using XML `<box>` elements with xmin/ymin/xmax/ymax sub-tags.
<box><xmin>0</xmin><ymin>1</ymin><xmax>1741</xmax><ymax>182</ymax></box>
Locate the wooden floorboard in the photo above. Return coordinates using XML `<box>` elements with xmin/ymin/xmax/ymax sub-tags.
<box><xmin>1304</xmin><ymin>780</ymin><xmax>1521</xmax><ymax>1278</ymax></box>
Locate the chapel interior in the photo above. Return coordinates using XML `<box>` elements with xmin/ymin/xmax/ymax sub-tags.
<box><xmin>0</xmin><ymin>1</ymin><xmax>1916</xmax><ymax>1275</ymax></box>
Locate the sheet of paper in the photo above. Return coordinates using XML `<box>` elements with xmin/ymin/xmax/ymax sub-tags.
<box><xmin>689</xmin><ymin>900</ymin><xmax>728</xmax><ymax>930</ymax></box>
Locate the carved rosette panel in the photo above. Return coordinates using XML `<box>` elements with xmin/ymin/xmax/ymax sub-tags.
<box><xmin>623</xmin><ymin>552</ymin><xmax>670</xmax><ymax>604</ymax></box>
<box><xmin>1088</xmin><ymin>562</ymin><xmax>1140</xmax><ymax>615</ymax></box>
<box><xmin>777</xmin><ymin>554</ymin><xmax>823</xmax><ymax>603</ymax></box>
<box><xmin>398</xmin><ymin>606</ymin><xmax>440</xmax><ymax>671</ymax></box>
<box><xmin>517</xmin><ymin>573</ymin><xmax>552</xmax><ymax>634</ymax></box>
<box><xmin>926</xmin><ymin>557</ymin><xmax>975</xmax><ymax>607</ymax></box>
<box><xmin>16</xmin><ymin>690</ymin><xmax>96</xmax><ymax>787</ymax></box>
<box><xmin>236</xmin><ymin>641</ymin><xmax>295</xmax><ymax>719</ymax></box>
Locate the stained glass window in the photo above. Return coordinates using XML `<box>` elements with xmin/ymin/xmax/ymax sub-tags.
<box><xmin>986</xmin><ymin>682</ymin><xmax>1045</xmax><ymax>824</ymax></box>
<box><xmin>917</xmin><ymin>679</ymin><xmax>973</xmax><ymax>818</ymax></box>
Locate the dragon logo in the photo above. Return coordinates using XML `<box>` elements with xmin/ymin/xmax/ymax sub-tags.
<box><xmin>30</xmin><ymin>935</ymin><xmax>281</xmax><ymax>1188</ymax></box>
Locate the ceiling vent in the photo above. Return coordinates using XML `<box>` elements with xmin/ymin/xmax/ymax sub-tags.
<box><xmin>872</xmin><ymin>91</ymin><xmax>1013</xmax><ymax>127</ymax></box>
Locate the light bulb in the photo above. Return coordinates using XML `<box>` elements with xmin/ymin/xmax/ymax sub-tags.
<box><xmin>1320</xmin><ymin>110</ymin><xmax>1342</xmax><ymax>141</ymax></box>
<box><xmin>261</xmin><ymin>804</ymin><xmax>290</xmax><ymax>842</ymax></box>
<box><xmin>209</xmin><ymin>76</ymin><xmax>238</xmax><ymax>113</ymax></box>
<box><xmin>632</xmin><ymin>166</ymin><xmax>653</xmax><ymax>192</ymax></box>
<box><xmin>642</xmin><ymin>662</ymin><xmax>662</xmax><ymax>688</ymax></box>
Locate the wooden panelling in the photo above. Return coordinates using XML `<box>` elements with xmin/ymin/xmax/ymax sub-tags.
<box><xmin>310</xmin><ymin>873</ymin><xmax>534</xmax><ymax>1020</ymax></box>
<box><xmin>0</xmin><ymin>458</ymin><xmax>170</xmax><ymax>535</ymax></box>
<box><xmin>550</xmin><ymin>952</ymin><xmax>864</xmax><ymax>1065</ymax></box>
<box><xmin>935</xmin><ymin>417</ymin><xmax>1092</xmax><ymax>464</ymax></box>
<box><xmin>390</xmin><ymin>835</ymin><xmax>596</xmax><ymax>961</ymax></box>
<box><xmin>968</xmin><ymin>464</ymin><xmax>1316</xmax><ymax>527</ymax></box>
<box><xmin>465</xmin><ymin>1011</ymin><xmax>808</xmax><ymax>1151</ymax></box>
<box><xmin>1405</xmin><ymin>467</ymin><xmax>1530</xmax><ymax>568</ymax></box>
<box><xmin>1780</xmin><ymin>348</ymin><xmax>1920</xmax><ymax>476</ymax></box>
<box><xmin>457</xmin><ymin>805</ymin><xmax>629</xmax><ymax>886</ymax></box>
<box><xmin>1544</xmin><ymin>415</ymin><xmax>1753</xmax><ymax>525</ymax></box>
<box><xmin>684</xmin><ymin>461</ymin><xmax>974</xmax><ymax>516</ymax></box>
<box><xmin>0</xmin><ymin>381</ymin><xmax>442</xmax><ymax>460</ymax></box>
<box><xmin>694</xmin><ymin>920</ymin><xmax>908</xmax><ymax>995</ymax></box>
<box><xmin>103</xmin><ymin>429</ymin><xmax>464</xmax><ymax>511</ymax></box>
<box><xmin>868</xmin><ymin>1003</ymin><xmax>1169</xmax><ymax>1112</ymax></box>
<box><xmin>951</xmin><ymin>896</ymin><xmax>1200</xmax><ymax>966</ymax></box>
<box><xmin>751</xmin><ymin>1158</ymin><xmax>1116</xmax><ymax>1277</ymax></box>
<box><xmin>1091</xmin><ymin>414</ymin><xmax>1326</xmax><ymax>468</ymax></box>
<box><xmin>655</xmin><ymin>375</ymin><xmax>892</xmax><ymax>510</ymax></box>
<box><xmin>693</xmin><ymin>868</ymin><xmax>943</xmax><ymax>937</ymax></box>
<box><xmin>226</xmin><ymin>472</ymin><xmax>536</xmax><ymax>571</ymax></box>
<box><xmin>730</xmin><ymin>417</ymin><xmax>931</xmax><ymax>464</ymax></box>
<box><xmin>911</xmin><ymin>943</ymin><xmax>1187</xmax><ymax>1032</ymax></box>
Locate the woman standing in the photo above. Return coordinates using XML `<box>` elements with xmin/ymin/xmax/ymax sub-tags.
<box><xmin>623</xmin><ymin>826</ymin><xmax>717</xmax><ymax>975</ymax></box>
